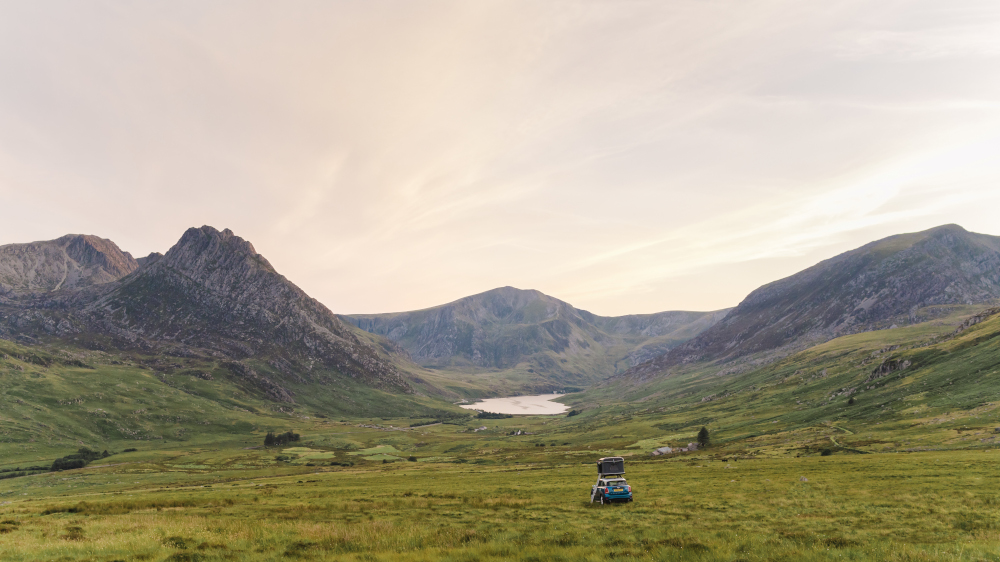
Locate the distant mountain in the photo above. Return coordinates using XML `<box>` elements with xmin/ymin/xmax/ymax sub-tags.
<box><xmin>624</xmin><ymin>224</ymin><xmax>1000</xmax><ymax>378</ymax></box>
<box><xmin>342</xmin><ymin>287</ymin><xmax>728</xmax><ymax>387</ymax></box>
<box><xmin>0</xmin><ymin>227</ymin><xmax>410</xmax><ymax>403</ymax></box>
<box><xmin>0</xmin><ymin>234</ymin><xmax>138</xmax><ymax>296</ymax></box>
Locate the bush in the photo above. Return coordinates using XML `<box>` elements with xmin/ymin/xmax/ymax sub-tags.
<box><xmin>50</xmin><ymin>448</ymin><xmax>109</xmax><ymax>471</ymax></box>
<box><xmin>821</xmin><ymin>449</ymin><xmax>833</xmax><ymax>456</ymax></box>
<box><xmin>264</xmin><ymin>431</ymin><xmax>301</xmax><ymax>447</ymax></box>
<box><xmin>476</xmin><ymin>412</ymin><xmax>512</xmax><ymax>419</ymax></box>
<box><xmin>566</xmin><ymin>409</ymin><xmax>580</xmax><ymax>417</ymax></box>
<box><xmin>408</xmin><ymin>456</ymin><xmax>417</xmax><ymax>462</ymax></box>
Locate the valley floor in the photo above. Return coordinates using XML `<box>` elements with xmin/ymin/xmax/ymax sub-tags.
<box><xmin>2</xmin><ymin>440</ymin><xmax>999</xmax><ymax>561</ymax></box>
<box><xmin>4</xmin><ymin>305</ymin><xmax>1000</xmax><ymax>560</ymax></box>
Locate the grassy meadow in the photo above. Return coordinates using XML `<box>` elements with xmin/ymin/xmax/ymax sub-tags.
<box><xmin>2</xmin><ymin>442</ymin><xmax>1000</xmax><ymax>561</ymax></box>
<box><xmin>3</xmin><ymin>305</ymin><xmax>1000</xmax><ymax>560</ymax></box>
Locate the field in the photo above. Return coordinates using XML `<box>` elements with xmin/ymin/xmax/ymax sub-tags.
<box><xmin>2</xmin><ymin>441</ymin><xmax>1000</xmax><ymax>561</ymax></box>
<box><xmin>3</xmin><ymin>307</ymin><xmax>1000</xmax><ymax>560</ymax></box>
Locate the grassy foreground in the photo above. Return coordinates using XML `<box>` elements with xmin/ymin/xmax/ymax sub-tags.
<box><xmin>2</xmin><ymin>447</ymin><xmax>999</xmax><ymax>561</ymax></box>
<box><xmin>3</xmin><ymin>307</ymin><xmax>1000</xmax><ymax>560</ymax></box>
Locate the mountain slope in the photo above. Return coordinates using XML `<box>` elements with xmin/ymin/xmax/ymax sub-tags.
<box><xmin>625</xmin><ymin>224</ymin><xmax>1000</xmax><ymax>379</ymax></box>
<box><xmin>0</xmin><ymin>234</ymin><xmax>138</xmax><ymax>296</ymax></box>
<box><xmin>342</xmin><ymin>287</ymin><xmax>728</xmax><ymax>388</ymax></box>
<box><xmin>0</xmin><ymin>227</ymin><xmax>412</xmax><ymax>405</ymax></box>
<box><xmin>566</xmin><ymin>305</ymin><xmax>1000</xmax><ymax>457</ymax></box>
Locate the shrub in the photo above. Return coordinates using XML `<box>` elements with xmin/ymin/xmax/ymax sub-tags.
<box><xmin>51</xmin><ymin>447</ymin><xmax>111</xmax><ymax>471</ymax></box>
<box><xmin>476</xmin><ymin>412</ymin><xmax>512</xmax><ymax>419</ymax></box>
<box><xmin>264</xmin><ymin>431</ymin><xmax>301</xmax><ymax>447</ymax></box>
<box><xmin>566</xmin><ymin>410</ymin><xmax>580</xmax><ymax>417</ymax></box>
<box><xmin>821</xmin><ymin>449</ymin><xmax>833</xmax><ymax>456</ymax></box>
<box><xmin>163</xmin><ymin>536</ymin><xmax>189</xmax><ymax>549</ymax></box>
<box><xmin>63</xmin><ymin>526</ymin><xmax>85</xmax><ymax>541</ymax></box>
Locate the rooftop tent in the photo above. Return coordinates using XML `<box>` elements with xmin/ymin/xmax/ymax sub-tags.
<box><xmin>597</xmin><ymin>457</ymin><xmax>624</xmax><ymax>475</ymax></box>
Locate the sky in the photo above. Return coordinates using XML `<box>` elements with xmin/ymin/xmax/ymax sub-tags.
<box><xmin>1</xmin><ymin>1</ymin><xmax>999</xmax><ymax>316</ymax></box>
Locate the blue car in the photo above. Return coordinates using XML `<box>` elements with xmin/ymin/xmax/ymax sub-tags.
<box><xmin>591</xmin><ymin>476</ymin><xmax>633</xmax><ymax>504</ymax></box>
<box><xmin>591</xmin><ymin>458</ymin><xmax>633</xmax><ymax>505</ymax></box>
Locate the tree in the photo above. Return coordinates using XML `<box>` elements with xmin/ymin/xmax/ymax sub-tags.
<box><xmin>697</xmin><ymin>426</ymin><xmax>710</xmax><ymax>448</ymax></box>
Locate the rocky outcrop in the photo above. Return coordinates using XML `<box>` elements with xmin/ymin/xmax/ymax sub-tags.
<box><xmin>867</xmin><ymin>359</ymin><xmax>912</xmax><ymax>382</ymax></box>
<box><xmin>954</xmin><ymin>307</ymin><xmax>1000</xmax><ymax>335</ymax></box>
<box><xmin>624</xmin><ymin>224</ymin><xmax>1000</xmax><ymax>379</ymax></box>
<box><xmin>0</xmin><ymin>234</ymin><xmax>138</xmax><ymax>295</ymax></box>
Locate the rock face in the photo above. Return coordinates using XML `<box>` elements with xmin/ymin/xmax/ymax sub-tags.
<box><xmin>342</xmin><ymin>287</ymin><xmax>728</xmax><ymax>385</ymax></box>
<box><xmin>624</xmin><ymin>224</ymin><xmax>1000</xmax><ymax>378</ymax></box>
<box><xmin>0</xmin><ymin>226</ymin><xmax>409</xmax><ymax>398</ymax></box>
<box><xmin>0</xmin><ymin>234</ymin><xmax>138</xmax><ymax>296</ymax></box>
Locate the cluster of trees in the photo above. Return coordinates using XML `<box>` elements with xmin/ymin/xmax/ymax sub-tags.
<box><xmin>476</xmin><ymin>411</ymin><xmax>512</xmax><ymax>419</ymax></box>
<box><xmin>51</xmin><ymin>448</ymin><xmax>110</xmax><ymax>471</ymax></box>
<box><xmin>0</xmin><ymin>465</ymin><xmax>49</xmax><ymax>481</ymax></box>
<box><xmin>1</xmin><ymin>447</ymin><xmax>119</xmax><ymax>479</ymax></box>
<box><xmin>263</xmin><ymin>431</ymin><xmax>301</xmax><ymax>447</ymax></box>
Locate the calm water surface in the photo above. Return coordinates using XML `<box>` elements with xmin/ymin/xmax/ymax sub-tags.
<box><xmin>459</xmin><ymin>393</ymin><xmax>569</xmax><ymax>415</ymax></box>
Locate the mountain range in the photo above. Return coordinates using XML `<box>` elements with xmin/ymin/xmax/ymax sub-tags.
<box><xmin>1</xmin><ymin>223</ymin><xmax>999</xmax><ymax>413</ymax></box>
<box><xmin>0</xmin><ymin>227</ymin><xmax>408</xmax><ymax>408</ymax></box>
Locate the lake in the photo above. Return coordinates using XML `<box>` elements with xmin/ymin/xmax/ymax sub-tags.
<box><xmin>459</xmin><ymin>393</ymin><xmax>569</xmax><ymax>415</ymax></box>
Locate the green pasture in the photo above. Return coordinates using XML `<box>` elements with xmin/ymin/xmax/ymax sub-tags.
<box><xmin>2</xmin><ymin>448</ymin><xmax>1000</xmax><ymax>561</ymax></box>
<box><xmin>3</xmin><ymin>306</ymin><xmax>1000</xmax><ymax>559</ymax></box>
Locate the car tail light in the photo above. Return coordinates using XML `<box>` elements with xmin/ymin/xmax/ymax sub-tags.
<box><xmin>626</xmin><ymin>486</ymin><xmax>631</xmax><ymax>492</ymax></box>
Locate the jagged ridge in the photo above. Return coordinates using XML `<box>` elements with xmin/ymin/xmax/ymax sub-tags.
<box><xmin>624</xmin><ymin>224</ymin><xmax>1000</xmax><ymax>379</ymax></box>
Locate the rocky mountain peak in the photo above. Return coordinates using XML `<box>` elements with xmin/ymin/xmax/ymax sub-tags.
<box><xmin>160</xmin><ymin>225</ymin><xmax>273</xmax><ymax>275</ymax></box>
<box><xmin>0</xmin><ymin>234</ymin><xmax>137</xmax><ymax>295</ymax></box>
<box><xmin>623</xmin><ymin>224</ymin><xmax>1000</xmax><ymax>379</ymax></box>
<box><xmin>87</xmin><ymin>225</ymin><xmax>409</xmax><ymax>394</ymax></box>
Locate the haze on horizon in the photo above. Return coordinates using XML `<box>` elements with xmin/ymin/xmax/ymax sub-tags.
<box><xmin>1</xmin><ymin>1</ymin><xmax>999</xmax><ymax>316</ymax></box>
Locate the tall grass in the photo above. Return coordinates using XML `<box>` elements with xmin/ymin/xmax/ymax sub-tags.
<box><xmin>3</xmin><ymin>450</ymin><xmax>1000</xmax><ymax>561</ymax></box>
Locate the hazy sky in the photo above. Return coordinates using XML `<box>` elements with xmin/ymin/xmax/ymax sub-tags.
<box><xmin>2</xmin><ymin>1</ymin><xmax>999</xmax><ymax>315</ymax></box>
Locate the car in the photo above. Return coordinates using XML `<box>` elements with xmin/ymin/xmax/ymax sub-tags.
<box><xmin>591</xmin><ymin>476</ymin><xmax>633</xmax><ymax>504</ymax></box>
<box><xmin>591</xmin><ymin>456</ymin><xmax>633</xmax><ymax>504</ymax></box>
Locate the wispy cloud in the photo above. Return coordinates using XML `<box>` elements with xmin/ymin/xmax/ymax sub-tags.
<box><xmin>0</xmin><ymin>1</ymin><xmax>998</xmax><ymax>314</ymax></box>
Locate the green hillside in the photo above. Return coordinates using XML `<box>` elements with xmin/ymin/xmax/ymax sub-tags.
<box><xmin>564</xmin><ymin>304</ymin><xmax>1000</xmax><ymax>456</ymax></box>
<box><xmin>0</xmin><ymin>339</ymin><xmax>461</xmax><ymax>469</ymax></box>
